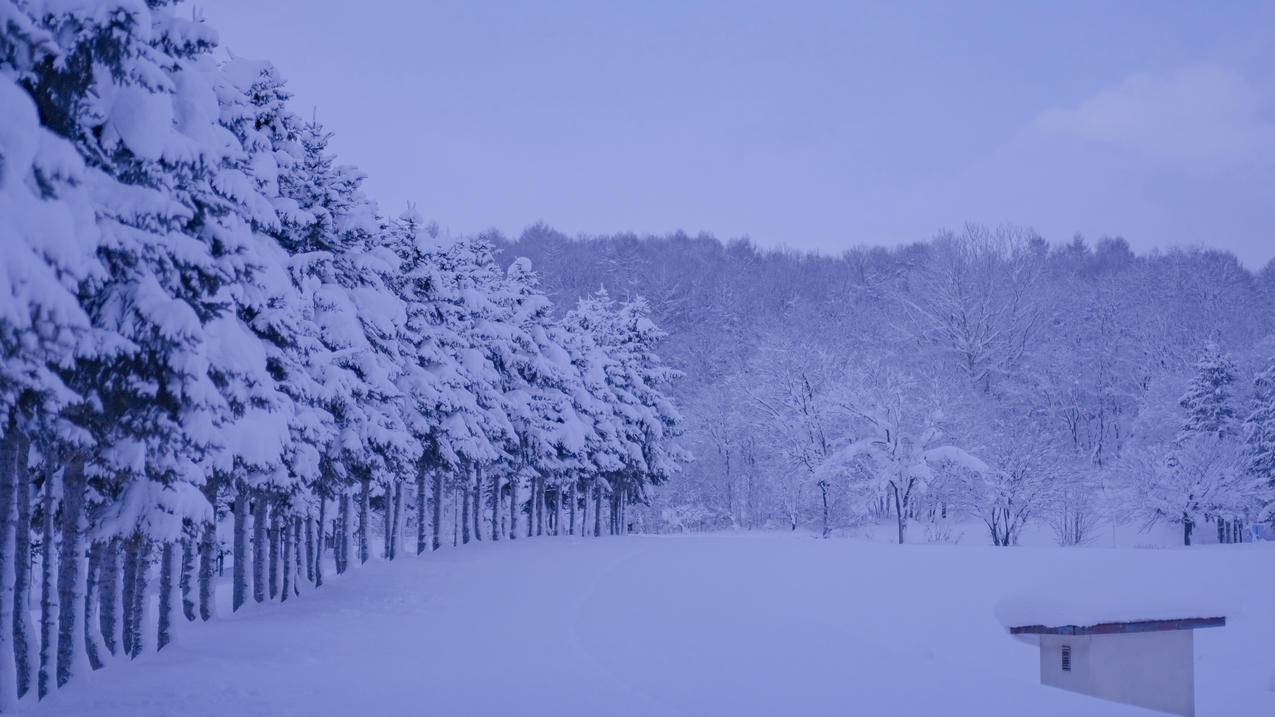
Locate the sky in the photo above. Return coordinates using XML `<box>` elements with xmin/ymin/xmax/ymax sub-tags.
<box><xmin>202</xmin><ymin>0</ymin><xmax>1275</xmax><ymax>269</ymax></box>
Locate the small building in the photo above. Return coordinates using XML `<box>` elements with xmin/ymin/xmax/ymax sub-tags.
<box><xmin>1008</xmin><ymin>617</ymin><xmax>1226</xmax><ymax>717</ymax></box>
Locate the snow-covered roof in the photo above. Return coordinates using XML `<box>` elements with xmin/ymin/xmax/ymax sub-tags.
<box><xmin>1008</xmin><ymin>617</ymin><xmax>1225</xmax><ymax>635</ymax></box>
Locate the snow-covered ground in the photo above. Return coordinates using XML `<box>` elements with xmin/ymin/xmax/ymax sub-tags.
<box><xmin>20</xmin><ymin>534</ymin><xmax>1274</xmax><ymax>716</ymax></box>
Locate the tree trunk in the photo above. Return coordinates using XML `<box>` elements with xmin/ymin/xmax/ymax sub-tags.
<box><xmin>361</xmin><ymin>478</ymin><xmax>371</xmax><ymax>564</ymax></box>
<box><xmin>431</xmin><ymin>469</ymin><xmax>442</xmax><ymax>552</ymax></box>
<box><xmin>180</xmin><ymin>535</ymin><xmax>195</xmax><ymax>621</ymax></box>
<box><xmin>281</xmin><ymin>516</ymin><xmax>292</xmax><ymax>603</ymax></box>
<box><xmin>98</xmin><ymin>538</ymin><xmax>118</xmax><ymax>658</ymax></box>
<box><xmin>304</xmin><ymin>514</ymin><xmax>314</xmax><ymax>584</ymax></box>
<box><xmin>333</xmin><ymin>495</ymin><xmax>344</xmax><ymax>573</ymax></box>
<box><xmin>1183</xmin><ymin>515</ymin><xmax>1193</xmax><ymax>546</ymax></box>
<box><xmin>157</xmin><ymin>541</ymin><xmax>175</xmax><ymax>651</ymax></box>
<box><xmin>471</xmin><ymin>470</ymin><xmax>482</xmax><ymax>542</ymax></box>
<box><xmin>55</xmin><ymin>457</ymin><xmax>87</xmax><ymax>687</ymax></box>
<box><xmin>315</xmin><ymin>496</ymin><xmax>326</xmax><ymax>588</ymax></box>
<box><xmin>292</xmin><ymin>518</ymin><xmax>302</xmax><ymax>596</ymax></box>
<box><xmin>569</xmin><ymin>482</ymin><xmax>576</xmax><ymax>536</ymax></box>
<box><xmin>13</xmin><ymin>433</ymin><xmax>33</xmax><ymax>697</ymax></box>
<box><xmin>488</xmin><ymin>467</ymin><xmax>499</xmax><ymax>542</ymax></box>
<box><xmin>83</xmin><ymin>540</ymin><xmax>102</xmax><ymax>670</ymax></box>
<box><xmin>252</xmin><ymin>494</ymin><xmax>267</xmax><ymax>603</ymax></box>
<box><xmin>0</xmin><ymin>428</ymin><xmax>17</xmax><ymax>710</ymax></box>
<box><xmin>385</xmin><ymin>483</ymin><xmax>395</xmax><ymax>559</ymax></box>
<box><xmin>528</xmin><ymin>478</ymin><xmax>536</xmax><ymax>539</ymax></box>
<box><xmin>232</xmin><ymin>488</ymin><xmax>248</xmax><ymax>611</ymax></box>
<box><xmin>127</xmin><ymin>535</ymin><xmax>148</xmax><ymax>658</ymax></box>
<box><xmin>392</xmin><ymin>481</ymin><xmax>404</xmax><ymax>558</ymax></box>
<box><xmin>416</xmin><ymin>468</ymin><xmax>427</xmax><ymax>555</ymax></box>
<box><xmin>197</xmin><ymin>476</ymin><xmax>218</xmax><ymax>622</ymax></box>
<box><xmin>198</xmin><ymin>515</ymin><xmax>215</xmax><ymax>621</ymax></box>
<box><xmin>593</xmin><ymin>480</ymin><xmax>602</xmax><ymax>537</ymax></box>
<box><xmin>461</xmin><ymin>480</ymin><xmax>471</xmax><ymax>545</ymax></box>
<box><xmin>38</xmin><ymin>465</ymin><xmax>59</xmax><ymax>697</ymax></box>
<box><xmin>334</xmin><ymin>494</ymin><xmax>346</xmax><ymax>574</ymax></box>
<box><xmin>891</xmin><ymin>482</ymin><xmax>905</xmax><ymax>545</ymax></box>
<box><xmin>535</xmin><ymin>476</ymin><xmax>544</xmax><ymax>537</ymax></box>
<box><xmin>268</xmin><ymin>508</ymin><xmax>280</xmax><ymax>597</ymax></box>
<box><xmin>111</xmin><ymin>537</ymin><xmax>124</xmax><ymax>652</ymax></box>
<box><xmin>118</xmin><ymin>537</ymin><xmax>134</xmax><ymax>665</ymax></box>
<box><xmin>509</xmin><ymin>474</ymin><xmax>519</xmax><ymax>541</ymax></box>
<box><xmin>819</xmin><ymin>481</ymin><xmax>830</xmax><ymax>539</ymax></box>
<box><xmin>339</xmin><ymin>492</ymin><xmax>352</xmax><ymax>572</ymax></box>
<box><xmin>553</xmin><ymin>483</ymin><xmax>562</xmax><ymax>536</ymax></box>
<box><xmin>383</xmin><ymin>483</ymin><xmax>393</xmax><ymax>559</ymax></box>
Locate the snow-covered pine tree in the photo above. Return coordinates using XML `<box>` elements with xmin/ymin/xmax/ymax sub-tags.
<box><xmin>558</xmin><ymin>299</ymin><xmax>610</xmax><ymax>535</ymax></box>
<box><xmin>1179</xmin><ymin>343</ymin><xmax>1240</xmax><ymax>440</ymax></box>
<box><xmin>274</xmin><ymin>116</ymin><xmax>414</xmax><ymax>568</ymax></box>
<box><xmin>1171</xmin><ymin>344</ymin><xmax>1253</xmax><ymax>542</ymax></box>
<box><xmin>483</xmin><ymin>255</ymin><xmax>597</xmax><ymax>540</ymax></box>
<box><xmin>609</xmin><ymin>295</ymin><xmax>685</xmax><ymax>515</ymax></box>
<box><xmin>15</xmin><ymin>0</ymin><xmax>293</xmax><ymax>665</ymax></box>
<box><xmin>0</xmin><ymin>2</ymin><xmax>107</xmax><ymax>702</ymax></box>
<box><xmin>569</xmin><ymin>291</ymin><xmax>684</xmax><ymax>535</ymax></box>
<box><xmin>212</xmin><ymin>57</ymin><xmax>332</xmax><ymax>613</ymax></box>
<box><xmin>1125</xmin><ymin>348</ymin><xmax>1263</xmax><ymax>545</ymax></box>
<box><xmin>1242</xmin><ymin>355</ymin><xmax>1275</xmax><ymax>521</ymax></box>
<box><xmin>383</xmin><ymin>210</ymin><xmax>475</xmax><ymax>556</ymax></box>
<box><xmin>429</xmin><ymin>236</ymin><xmax>516</xmax><ymax>542</ymax></box>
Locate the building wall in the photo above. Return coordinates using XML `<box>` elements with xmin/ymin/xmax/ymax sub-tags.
<box><xmin>1039</xmin><ymin>631</ymin><xmax>1195</xmax><ymax>716</ymax></box>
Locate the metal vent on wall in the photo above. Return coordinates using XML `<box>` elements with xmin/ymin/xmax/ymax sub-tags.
<box><xmin>1061</xmin><ymin>645</ymin><xmax>1072</xmax><ymax>672</ymax></box>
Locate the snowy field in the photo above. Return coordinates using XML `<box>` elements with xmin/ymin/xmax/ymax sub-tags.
<box><xmin>18</xmin><ymin>534</ymin><xmax>1272</xmax><ymax>717</ymax></box>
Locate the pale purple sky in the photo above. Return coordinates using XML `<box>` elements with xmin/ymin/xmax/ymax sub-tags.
<box><xmin>203</xmin><ymin>0</ymin><xmax>1275</xmax><ymax>268</ymax></box>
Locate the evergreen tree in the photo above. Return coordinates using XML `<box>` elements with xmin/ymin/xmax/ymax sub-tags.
<box><xmin>1179</xmin><ymin>343</ymin><xmax>1239</xmax><ymax>439</ymax></box>
<box><xmin>561</xmin><ymin>290</ymin><xmax>685</xmax><ymax>535</ymax></box>
<box><xmin>275</xmin><ymin>116</ymin><xmax>414</xmax><ymax>565</ymax></box>
<box><xmin>0</xmin><ymin>4</ymin><xmax>105</xmax><ymax>703</ymax></box>
<box><xmin>1242</xmin><ymin>356</ymin><xmax>1275</xmax><ymax>511</ymax></box>
<box><xmin>213</xmin><ymin>58</ymin><xmax>329</xmax><ymax>611</ymax></box>
<box><xmin>433</xmin><ymin>236</ymin><xmax>518</xmax><ymax>540</ymax></box>
<box><xmin>16</xmin><ymin>0</ymin><xmax>260</xmax><ymax>672</ymax></box>
<box><xmin>383</xmin><ymin>210</ymin><xmax>485</xmax><ymax>554</ymax></box>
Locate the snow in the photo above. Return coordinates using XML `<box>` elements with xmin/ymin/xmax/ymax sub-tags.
<box><xmin>18</xmin><ymin>534</ymin><xmax>1273</xmax><ymax>716</ymax></box>
<box><xmin>103</xmin><ymin>85</ymin><xmax>177</xmax><ymax>163</ymax></box>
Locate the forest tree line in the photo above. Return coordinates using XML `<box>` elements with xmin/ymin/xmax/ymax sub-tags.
<box><xmin>0</xmin><ymin>0</ymin><xmax>681</xmax><ymax>707</ymax></box>
<box><xmin>498</xmin><ymin>224</ymin><xmax>1275</xmax><ymax>545</ymax></box>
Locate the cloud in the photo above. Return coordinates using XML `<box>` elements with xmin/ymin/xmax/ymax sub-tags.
<box><xmin>924</xmin><ymin>65</ymin><xmax>1275</xmax><ymax>269</ymax></box>
<box><xmin>1027</xmin><ymin>65</ymin><xmax>1275</xmax><ymax>164</ymax></box>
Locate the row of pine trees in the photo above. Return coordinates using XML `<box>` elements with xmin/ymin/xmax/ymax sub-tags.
<box><xmin>0</xmin><ymin>0</ymin><xmax>683</xmax><ymax>707</ymax></box>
